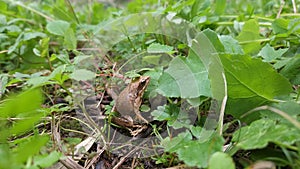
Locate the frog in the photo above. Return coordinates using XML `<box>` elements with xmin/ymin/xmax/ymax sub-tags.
<box><xmin>111</xmin><ymin>76</ymin><xmax>150</xmax><ymax>124</ymax></box>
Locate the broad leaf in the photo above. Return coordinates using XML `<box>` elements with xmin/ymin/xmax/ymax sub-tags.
<box><xmin>157</xmin><ymin>49</ymin><xmax>210</xmax><ymax>98</ymax></box>
<box><xmin>232</xmin><ymin>119</ymin><xmax>300</xmax><ymax>150</ymax></box>
<box><xmin>220</xmin><ymin>54</ymin><xmax>292</xmax><ymax>118</ymax></box>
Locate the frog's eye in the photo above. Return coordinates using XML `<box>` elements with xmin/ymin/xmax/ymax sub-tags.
<box><xmin>140</xmin><ymin>80</ymin><xmax>147</xmax><ymax>86</ymax></box>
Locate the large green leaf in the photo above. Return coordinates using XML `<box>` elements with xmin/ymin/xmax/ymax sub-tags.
<box><xmin>232</xmin><ymin>118</ymin><xmax>300</xmax><ymax>150</ymax></box>
<box><xmin>157</xmin><ymin>49</ymin><xmax>211</xmax><ymax>98</ymax></box>
<box><xmin>220</xmin><ymin>54</ymin><xmax>292</xmax><ymax>118</ymax></box>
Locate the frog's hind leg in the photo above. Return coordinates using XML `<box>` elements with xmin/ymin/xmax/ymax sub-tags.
<box><xmin>135</xmin><ymin>110</ymin><xmax>149</xmax><ymax>124</ymax></box>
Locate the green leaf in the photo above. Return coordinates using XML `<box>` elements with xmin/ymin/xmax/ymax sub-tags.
<box><xmin>0</xmin><ymin>89</ymin><xmax>43</xmax><ymax>118</ymax></box>
<box><xmin>190</xmin><ymin>126</ymin><xmax>215</xmax><ymax>140</ymax></box>
<box><xmin>14</xmin><ymin>135</ymin><xmax>49</xmax><ymax>164</ymax></box>
<box><xmin>40</xmin><ymin>37</ymin><xmax>50</xmax><ymax>58</ymax></box>
<box><xmin>0</xmin><ymin>89</ymin><xmax>44</xmax><ymax>137</ymax></box>
<box><xmin>272</xmin><ymin>18</ymin><xmax>289</xmax><ymax>34</ymax></box>
<box><xmin>176</xmin><ymin>135</ymin><xmax>224</xmax><ymax>168</ymax></box>
<box><xmin>70</xmin><ymin>69</ymin><xmax>95</xmax><ymax>81</ymax></box>
<box><xmin>147</xmin><ymin>43</ymin><xmax>174</xmax><ymax>54</ymax></box>
<box><xmin>26</xmin><ymin>76</ymin><xmax>53</xmax><ymax>87</ymax></box>
<box><xmin>157</xmin><ymin>49</ymin><xmax>211</xmax><ymax>98</ymax></box>
<box><xmin>232</xmin><ymin>119</ymin><xmax>300</xmax><ymax>150</ymax></box>
<box><xmin>52</xmin><ymin>6</ymin><xmax>77</xmax><ymax>23</ymax></box>
<box><xmin>161</xmin><ymin>132</ymin><xmax>193</xmax><ymax>153</ymax></box>
<box><xmin>208</xmin><ymin>152</ymin><xmax>235</xmax><ymax>169</ymax></box>
<box><xmin>258</xmin><ymin>44</ymin><xmax>288</xmax><ymax>62</ymax></box>
<box><xmin>10</xmin><ymin>113</ymin><xmax>44</xmax><ymax>136</ymax></box>
<box><xmin>236</xmin><ymin>19</ymin><xmax>262</xmax><ymax>54</ymax></box>
<box><xmin>8</xmin><ymin>32</ymin><xmax>23</xmax><ymax>54</ymax></box>
<box><xmin>191</xmin><ymin>29</ymin><xmax>225</xmax><ymax>102</ymax></box>
<box><xmin>23</xmin><ymin>32</ymin><xmax>46</xmax><ymax>41</ymax></box>
<box><xmin>259</xmin><ymin>101</ymin><xmax>300</xmax><ymax>127</ymax></box>
<box><xmin>142</xmin><ymin>55</ymin><xmax>161</xmax><ymax>65</ymax></box>
<box><xmin>220</xmin><ymin>35</ymin><xmax>244</xmax><ymax>54</ymax></box>
<box><xmin>280</xmin><ymin>55</ymin><xmax>300</xmax><ymax>85</ymax></box>
<box><xmin>287</xmin><ymin>18</ymin><xmax>300</xmax><ymax>34</ymax></box>
<box><xmin>162</xmin><ymin>131</ymin><xmax>224</xmax><ymax>168</ymax></box>
<box><xmin>55</xmin><ymin>54</ymin><xmax>71</xmax><ymax>64</ymax></box>
<box><xmin>33</xmin><ymin>151</ymin><xmax>62</xmax><ymax>168</ymax></box>
<box><xmin>214</xmin><ymin>0</ymin><xmax>226</xmax><ymax>15</ymax></box>
<box><xmin>0</xmin><ymin>144</ymin><xmax>11</xmax><ymax>168</ymax></box>
<box><xmin>46</xmin><ymin>20</ymin><xmax>70</xmax><ymax>36</ymax></box>
<box><xmin>73</xmin><ymin>55</ymin><xmax>93</xmax><ymax>65</ymax></box>
<box><xmin>0</xmin><ymin>25</ymin><xmax>21</xmax><ymax>33</ymax></box>
<box><xmin>0</xmin><ymin>74</ymin><xmax>8</xmax><ymax>97</ymax></box>
<box><xmin>151</xmin><ymin>105</ymin><xmax>170</xmax><ymax>121</ymax></box>
<box><xmin>63</xmin><ymin>27</ymin><xmax>77</xmax><ymax>50</ymax></box>
<box><xmin>220</xmin><ymin>54</ymin><xmax>292</xmax><ymax>118</ymax></box>
<box><xmin>0</xmin><ymin>14</ymin><xmax>6</xmax><ymax>25</ymax></box>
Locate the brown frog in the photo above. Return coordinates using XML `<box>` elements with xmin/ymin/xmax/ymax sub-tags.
<box><xmin>112</xmin><ymin>76</ymin><xmax>150</xmax><ymax>124</ymax></box>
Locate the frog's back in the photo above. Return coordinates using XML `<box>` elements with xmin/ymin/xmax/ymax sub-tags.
<box><xmin>115</xmin><ymin>89</ymin><xmax>135</xmax><ymax>117</ymax></box>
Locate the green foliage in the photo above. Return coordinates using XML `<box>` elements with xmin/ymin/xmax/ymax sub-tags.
<box><xmin>220</xmin><ymin>54</ymin><xmax>292</xmax><ymax>118</ymax></box>
<box><xmin>162</xmin><ymin>132</ymin><xmax>224</xmax><ymax>168</ymax></box>
<box><xmin>280</xmin><ymin>55</ymin><xmax>300</xmax><ymax>85</ymax></box>
<box><xmin>208</xmin><ymin>152</ymin><xmax>235</xmax><ymax>169</ymax></box>
<box><xmin>258</xmin><ymin>43</ymin><xmax>288</xmax><ymax>62</ymax></box>
<box><xmin>0</xmin><ymin>89</ymin><xmax>61</xmax><ymax>168</ymax></box>
<box><xmin>157</xmin><ymin>49</ymin><xmax>210</xmax><ymax>98</ymax></box>
<box><xmin>232</xmin><ymin>118</ymin><xmax>300</xmax><ymax>150</ymax></box>
<box><xmin>1</xmin><ymin>0</ymin><xmax>300</xmax><ymax>168</ymax></box>
<box><xmin>236</xmin><ymin>19</ymin><xmax>263</xmax><ymax>54</ymax></box>
<box><xmin>147</xmin><ymin>43</ymin><xmax>174</xmax><ymax>54</ymax></box>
